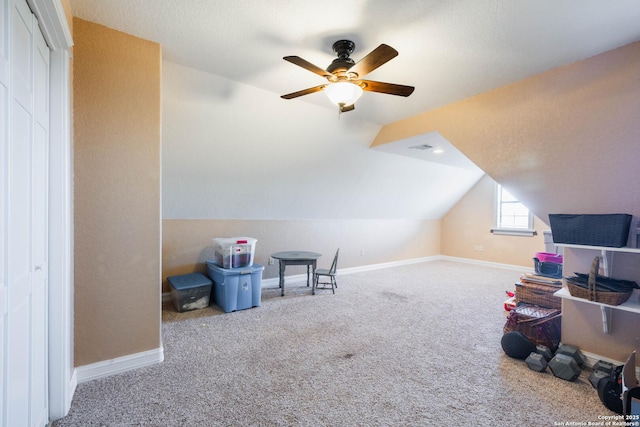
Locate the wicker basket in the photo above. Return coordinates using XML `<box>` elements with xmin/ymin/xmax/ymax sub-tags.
<box><xmin>566</xmin><ymin>257</ymin><xmax>633</xmax><ymax>306</ymax></box>
<box><xmin>515</xmin><ymin>281</ymin><xmax>562</xmax><ymax>310</ymax></box>
<box><xmin>503</xmin><ymin>304</ymin><xmax>562</xmax><ymax>352</ymax></box>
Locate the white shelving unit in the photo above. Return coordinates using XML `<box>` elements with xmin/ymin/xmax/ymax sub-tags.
<box><xmin>554</xmin><ymin>244</ymin><xmax>640</xmax><ymax>334</ymax></box>
<box><xmin>555</xmin><ymin>243</ymin><xmax>640</xmax><ymax>275</ymax></box>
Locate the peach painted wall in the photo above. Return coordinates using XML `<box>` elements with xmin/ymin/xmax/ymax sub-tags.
<box><xmin>374</xmin><ymin>41</ymin><xmax>640</xmax><ymax>364</ymax></box>
<box><xmin>162</xmin><ymin>219</ymin><xmax>441</xmax><ymax>292</ymax></box>
<box><xmin>372</xmin><ymin>40</ymin><xmax>640</xmax><ymax>228</ymax></box>
<box><xmin>73</xmin><ymin>18</ymin><xmax>162</xmax><ymax>366</ymax></box>
<box><xmin>441</xmin><ymin>175</ymin><xmax>547</xmax><ymax>267</ymax></box>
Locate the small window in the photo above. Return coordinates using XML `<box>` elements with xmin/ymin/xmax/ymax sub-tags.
<box><xmin>492</xmin><ymin>184</ymin><xmax>535</xmax><ymax>236</ymax></box>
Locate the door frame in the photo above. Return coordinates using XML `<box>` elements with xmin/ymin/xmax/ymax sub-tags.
<box><xmin>26</xmin><ymin>0</ymin><xmax>73</xmax><ymax>421</ymax></box>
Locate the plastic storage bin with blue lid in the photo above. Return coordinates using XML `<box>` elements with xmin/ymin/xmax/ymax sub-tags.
<box><xmin>206</xmin><ymin>263</ymin><xmax>264</xmax><ymax>313</ymax></box>
<box><xmin>167</xmin><ymin>272</ymin><xmax>212</xmax><ymax>312</ymax></box>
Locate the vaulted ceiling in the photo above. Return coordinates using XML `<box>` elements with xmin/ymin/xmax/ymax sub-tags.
<box><xmin>68</xmin><ymin>1</ymin><xmax>640</xmax><ymax>221</ymax></box>
<box><xmin>68</xmin><ymin>0</ymin><xmax>640</xmax><ymax>126</ymax></box>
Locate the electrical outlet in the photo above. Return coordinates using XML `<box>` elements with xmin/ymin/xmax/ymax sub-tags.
<box><xmin>268</xmin><ymin>257</ymin><xmax>275</xmax><ymax>265</ymax></box>
<box><xmin>474</xmin><ymin>245</ymin><xmax>484</xmax><ymax>252</ymax></box>
<box><xmin>360</xmin><ymin>249</ymin><xmax>364</xmax><ymax>256</ymax></box>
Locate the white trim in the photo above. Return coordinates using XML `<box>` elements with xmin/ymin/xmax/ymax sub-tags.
<box><xmin>580</xmin><ymin>350</ymin><xmax>623</xmax><ymax>369</ymax></box>
<box><xmin>437</xmin><ymin>255</ymin><xmax>534</xmax><ymax>273</ymax></box>
<box><xmin>26</xmin><ymin>0</ymin><xmax>74</xmax><ymax>421</ymax></box>
<box><xmin>338</xmin><ymin>256</ymin><xmax>440</xmax><ymax>275</ymax></box>
<box><xmin>261</xmin><ymin>256</ymin><xmax>440</xmax><ymax>289</ymax></box>
<box><xmin>26</xmin><ymin>0</ymin><xmax>73</xmax><ymax>51</ymax></box>
<box><xmin>76</xmin><ymin>347</ymin><xmax>165</xmax><ymax>384</ymax></box>
<box><xmin>46</xmin><ymin>47</ymin><xmax>74</xmax><ymax>421</ymax></box>
<box><xmin>493</xmin><ymin>183</ymin><xmax>534</xmax><ymax>234</ymax></box>
<box><xmin>491</xmin><ymin>228</ymin><xmax>537</xmax><ymax>237</ymax></box>
<box><xmin>162</xmin><ymin>256</ymin><xmax>529</xmax><ymax>300</ymax></box>
<box><xmin>579</xmin><ymin>349</ymin><xmax>640</xmax><ymax>378</ymax></box>
<box><xmin>64</xmin><ymin>369</ymin><xmax>78</xmax><ymax>414</ymax></box>
<box><xmin>162</xmin><ymin>291</ymin><xmax>172</xmax><ymax>303</ymax></box>
<box><xmin>261</xmin><ymin>275</ymin><xmax>303</xmax><ymax>289</ymax></box>
<box><xmin>162</xmin><ymin>257</ymin><xmax>440</xmax><ymax>300</ymax></box>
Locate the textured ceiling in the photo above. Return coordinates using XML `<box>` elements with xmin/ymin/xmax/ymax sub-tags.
<box><xmin>68</xmin><ymin>0</ymin><xmax>640</xmax><ymax>127</ymax></box>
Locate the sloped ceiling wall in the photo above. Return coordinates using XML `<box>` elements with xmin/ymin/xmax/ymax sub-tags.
<box><xmin>373</xmin><ymin>41</ymin><xmax>640</xmax><ymax>227</ymax></box>
<box><xmin>162</xmin><ymin>61</ymin><xmax>484</xmax><ymax>220</ymax></box>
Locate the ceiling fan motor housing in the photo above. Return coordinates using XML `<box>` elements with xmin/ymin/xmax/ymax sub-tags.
<box><xmin>327</xmin><ymin>40</ymin><xmax>356</xmax><ymax>75</ymax></box>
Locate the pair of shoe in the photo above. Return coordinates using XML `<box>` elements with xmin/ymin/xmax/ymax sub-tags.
<box><xmin>622</xmin><ymin>351</ymin><xmax>640</xmax><ymax>417</ymax></box>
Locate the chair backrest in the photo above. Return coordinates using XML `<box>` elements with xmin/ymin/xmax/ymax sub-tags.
<box><xmin>329</xmin><ymin>248</ymin><xmax>339</xmax><ymax>273</ymax></box>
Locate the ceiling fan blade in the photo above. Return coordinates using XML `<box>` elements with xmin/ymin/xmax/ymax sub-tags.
<box><xmin>283</xmin><ymin>56</ymin><xmax>333</xmax><ymax>79</ymax></box>
<box><xmin>280</xmin><ymin>84</ymin><xmax>327</xmax><ymax>99</ymax></box>
<box><xmin>348</xmin><ymin>44</ymin><xmax>398</xmax><ymax>78</ymax></box>
<box><xmin>360</xmin><ymin>80</ymin><xmax>415</xmax><ymax>97</ymax></box>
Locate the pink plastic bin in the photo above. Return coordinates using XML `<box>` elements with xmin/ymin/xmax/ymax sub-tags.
<box><xmin>535</xmin><ymin>252</ymin><xmax>563</xmax><ymax>264</ymax></box>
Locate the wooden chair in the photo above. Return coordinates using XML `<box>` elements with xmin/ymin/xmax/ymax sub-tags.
<box><xmin>313</xmin><ymin>249</ymin><xmax>339</xmax><ymax>294</ymax></box>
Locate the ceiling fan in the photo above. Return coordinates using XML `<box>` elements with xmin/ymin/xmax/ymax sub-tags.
<box><xmin>280</xmin><ymin>40</ymin><xmax>415</xmax><ymax>113</ymax></box>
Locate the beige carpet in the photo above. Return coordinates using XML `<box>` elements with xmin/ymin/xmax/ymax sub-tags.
<box><xmin>52</xmin><ymin>260</ymin><xmax>613</xmax><ymax>426</ymax></box>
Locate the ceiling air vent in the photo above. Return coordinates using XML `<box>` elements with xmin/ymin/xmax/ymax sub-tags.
<box><xmin>408</xmin><ymin>144</ymin><xmax>433</xmax><ymax>151</ymax></box>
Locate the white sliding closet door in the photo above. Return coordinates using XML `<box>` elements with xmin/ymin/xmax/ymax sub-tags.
<box><xmin>1</xmin><ymin>0</ymin><xmax>50</xmax><ymax>425</ymax></box>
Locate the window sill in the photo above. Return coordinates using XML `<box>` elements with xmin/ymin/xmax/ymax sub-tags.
<box><xmin>491</xmin><ymin>228</ymin><xmax>537</xmax><ymax>237</ymax></box>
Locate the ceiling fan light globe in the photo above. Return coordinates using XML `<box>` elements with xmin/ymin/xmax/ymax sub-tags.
<box><xmin>324</xmin><ymin>82</ymin><xmax>363</xmax><ymax>107</ymax></box>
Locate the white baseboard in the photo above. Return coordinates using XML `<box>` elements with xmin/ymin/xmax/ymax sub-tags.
<box><xmin>163</xmin><ymin>257</ymin><xmax>441</xmax><ymax>298</ymax></box>
<box><xmin>438</xmin><ymin>255</ymin><xmax>534</xmax><ymax>273</ymax></box>
<box><xmin>579</xmin><ymin>349</ymin><xmax>640</xmax><ymax>377</ymax></box>
<box><xmin>162</xmin><ymin>256</ymin><xmax>527</xmax><ymax>298</ymax></box>
<box><xmin>75</xmin><ymin>347</ymin><xmax>164</xmax><ymax>384</ymax></box>
<box><xmin>162</xmin><ymin>292</ymin><xmax>172</xmax><ymax>303</ymax></box>
<box><xmin>580</xmin><ymin>350</ymin><xmax>623</xmax><ymax>369</ymax></box>
<box><xmin>261</xmin><ymin>256</ymin><xmax>441</xmax><ymax>288</ymax></box>
<box><xmin>338</xmin><ymin>256</ymin><xmax>441</xmax><ymax>275</ymax></box>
